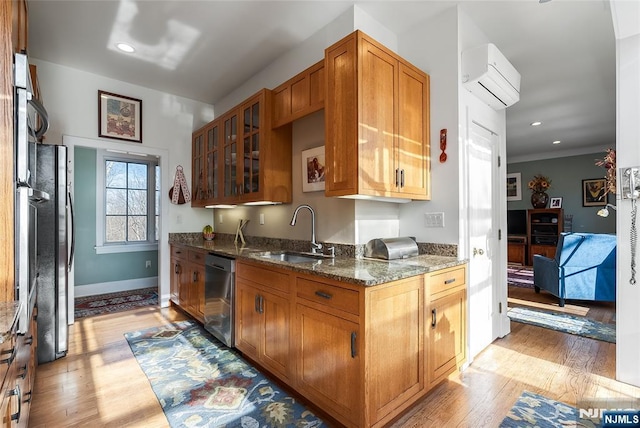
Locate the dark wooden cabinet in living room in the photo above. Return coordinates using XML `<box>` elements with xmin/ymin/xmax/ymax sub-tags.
<box><xmin>527</xmin><ymin>208</ymin><xmax>563</xmax><ymax>265</ymax></box>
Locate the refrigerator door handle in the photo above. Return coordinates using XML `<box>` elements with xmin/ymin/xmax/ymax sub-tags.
<box><xmin>67</xmin><ymin>191</ymin><xmax>75</xmax><ymax>271</ymax></box>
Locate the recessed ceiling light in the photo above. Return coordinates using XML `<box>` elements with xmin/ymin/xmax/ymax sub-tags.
<box><xmin>530</xmin><ymin>121</ymin><xmax>542</xmax><ymax>126</ymax></box>
<box><xmin>116</xmin><ymin>43</ymin><xmax>135</xmax><ymax>53</ymax></box>
<box><xmin>552</xmin><ymin>140</ymin><xmax>561</xmax><ymax>145</ymax></box>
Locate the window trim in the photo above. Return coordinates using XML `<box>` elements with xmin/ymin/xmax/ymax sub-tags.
<box><xmin>96</xmin><ymin>150</ymin><xmax>159</xmax><ymax>254</ymax></box>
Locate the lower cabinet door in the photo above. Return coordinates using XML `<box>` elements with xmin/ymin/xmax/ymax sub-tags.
<box><xmin>235</xmin><ymin>282</ymin><xmax>261</xmax><ymax>360</ymax></box>
<box><xmin>296</xmin><ymin>303</ymin><xmax>360</xmax><ymax>426</ymax></box>
<box><xmin>427</xmin><ymin>288</ymin><xmax>466</xmax><ymax>389</ymax></box>
<box><xmin>260</xmin><ymin>290</ymin><xmax>291</xmax><ymax>381</ymax></box>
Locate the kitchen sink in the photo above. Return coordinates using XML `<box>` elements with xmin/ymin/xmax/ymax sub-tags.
<box><xmin>259</xmin><ymin>251</ymin><xmax>330</xmax><ymax>263</ymax></box>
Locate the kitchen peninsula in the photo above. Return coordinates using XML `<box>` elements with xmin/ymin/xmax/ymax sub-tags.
<box><xmin>170</xmin><ymin>233</ymin><xmax>467</xmax><ymax>428</ymax></box>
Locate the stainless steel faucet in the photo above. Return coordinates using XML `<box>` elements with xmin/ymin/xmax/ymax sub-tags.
<box><xmin>290</xmin><ymin>204</ymin><xmax>322</xmax><ymax>253</ymax></box>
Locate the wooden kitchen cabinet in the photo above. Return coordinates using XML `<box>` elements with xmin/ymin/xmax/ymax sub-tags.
<box><xmin>170</xmin><ymin>245</ymin><xmax>205</xmax><ymax>323</ymax></box>
<box><xmin>235</xmin><ymin>262</ymin><xmax>293</xmax><ymax>382</ymax></box>
<box><xmin>272</xmin><ymin>60</ymin><xmax>325</xmax><ymax>128</ymax></box>
<box><xmin>198</xmin><ymin>89</ymin><xmax>292</xmax><ymax>206</ymax></box>
<box><xmin>235</xmin><ymin>260</ymin><xmax>429</xmax><ymax>428</ymax></box>
<box><xmin>12</xmin><ymin>0</ymin><xmax>28</xmax><ymax>54</ymax></box>
<box><xmin>191</xmin><ymin>120</ymin><xmax>221</xmax><ymax>207</ymax></box>
<box><xmin>425</xmin><ymin>265</ymin><xmax>467</xmax><ymax>390</ymax></box>
<box><xmin>325</xmin><ymin>30</ymin><xmax>430</xmax><ymax>201</ymax></box>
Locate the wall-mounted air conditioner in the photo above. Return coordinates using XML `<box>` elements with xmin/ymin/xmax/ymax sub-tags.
<box><xmin>462</xmin><ymin>43</ymin><xmax>521</xmax><ymax>110</ymax></box>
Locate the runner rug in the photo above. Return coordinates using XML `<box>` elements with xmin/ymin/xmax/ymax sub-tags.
<box><xmin>500</xmin><ymin>391</ymin><xmax>583</xmax><ymax>428</ymax></box>
<box><xmin>75</xmin><ymin>287</ymin><xmax>158</xmax><ymax>319</ymax></box>
<box><xmin>507</xmin><ymin>306</ymin><xmax>616</xmax><ymax>343</ymax></box>
<box><xmin>507</xmin><ymin>266</ymin><xmax>534</xmax><ymax>289</ymax></box>
<box><xmin>124</xmin><ymin>320</ymin><xmax>325</xmax><ymax>427</ymax></box>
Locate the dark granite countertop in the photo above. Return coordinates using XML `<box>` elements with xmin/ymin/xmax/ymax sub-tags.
<box><xmin>170</xmin><ymin>238</ymin><xmax>466</xmax><ymax>287</ymax></box>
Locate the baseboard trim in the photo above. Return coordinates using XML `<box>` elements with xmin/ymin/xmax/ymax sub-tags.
<box><xmin>75</xmin><ymin>277</ymin><xmax>158</xmax><ymax>298</ymax></box>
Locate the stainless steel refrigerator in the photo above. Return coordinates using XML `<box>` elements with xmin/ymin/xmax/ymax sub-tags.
<box><xmin>35</xmin><ymin>143</ymin><xmax>73</xmax><ymax>363</ymax></box>
<box><xmin>14</xmin><ymin>52</ymin><xmax>49</xmax><ymax>337</ymax></box>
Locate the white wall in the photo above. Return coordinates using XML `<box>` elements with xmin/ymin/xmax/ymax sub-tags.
<box><xmin>611</xmin><ymin>0</ymin><xmax>640</xmax><ymax>386</ymax></box>
<box><xmin>32</xmin><ymin>59</ymin><xmax>215</xmax><ymax>306</ymax></box>
<box><xmin>396</xmin><ymin>7</ymin><xmax>460</xmax><ymax>245</ymax></box>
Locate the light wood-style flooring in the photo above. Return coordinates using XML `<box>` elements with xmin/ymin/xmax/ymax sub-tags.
<box><xmin>30</xmin><ymin>300</ymin><xmax>637</xmax><ymax>428</ymax></box>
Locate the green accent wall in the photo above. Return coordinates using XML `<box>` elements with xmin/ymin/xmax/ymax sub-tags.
<box><xmin>508</xmin><ymin>153</ymin><xmax>615</xmax><ymax>234</ymax></box>
<box><xmin>74</xmin><ymin>147</ymin><xmax>159</xmax><ymax>286</ymax></box>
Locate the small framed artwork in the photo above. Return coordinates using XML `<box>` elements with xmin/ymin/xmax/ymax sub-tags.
<box><xmin>582</xmin><ymin>178</ymin><xmax>607</xmax><ymax>206</ymax></box>
<box><xmin>550</xmin><ymin>197</ymin><xmax>563</xmax><ymax>208</ymax></box>
<box><xmin>301</xmin><ymin>146</ymin><xmax>325</xmax><ymax>192</ymax></box>
<box><xmin>98</xmin><ymin>90</ymin><xmax>142</xmax><ymax>143</ymax></box>
<box><xmin>506</xmin><ymin>173</ymin><xmax>522</xmax><ymax>201</ymax></box>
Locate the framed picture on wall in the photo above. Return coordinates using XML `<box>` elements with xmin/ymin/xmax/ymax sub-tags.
<box><xmin>98</xmin><ymin>90</ymin><xmax>142</xmax><ymax>143</ymax></box>
<box><xmin>582</xmin><ymin>178</ymin><xmax>607</xmax><ymax>206</ymax></box>
<box><xmin>550</xmin><ymin>197</ymin><xmax>563</xmax><ymax>208</ymax></box>
<box><xmin>301</xmin><ymin>146</ymin><xmax>325</xmax><ymax>192</ymax></box>
<box><xmin>506</xmin><ymin>173</ymin><xmax>522</xmax><ymax>201</ymax></box>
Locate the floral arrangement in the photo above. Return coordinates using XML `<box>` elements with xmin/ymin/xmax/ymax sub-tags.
<box><xmin>595</xmin><ymin>148</ymin><xmax>616</xmax><ymax>195</ymax></box>
<box><xmin>528</xmin><ymin>174</ymin><xmax>551</xmax><ymax>193</ymax></box>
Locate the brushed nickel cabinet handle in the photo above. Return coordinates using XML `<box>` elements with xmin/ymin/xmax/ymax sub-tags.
<box><xmin>444</xmin><ymin>278</ymin><xmax>456</xmax><ymax>285</ymax></box>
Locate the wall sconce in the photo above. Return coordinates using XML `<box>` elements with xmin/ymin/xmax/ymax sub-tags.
<box><xmin>597</xmin><ymin>203</ymin><xmax>617</xmax><ymax>217</ymax></box>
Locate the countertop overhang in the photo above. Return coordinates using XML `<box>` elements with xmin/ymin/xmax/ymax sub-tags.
<box><xmin>173</xmin><ymin>240</ymin><xmax>467</xmax><ymax>286</ymax></box>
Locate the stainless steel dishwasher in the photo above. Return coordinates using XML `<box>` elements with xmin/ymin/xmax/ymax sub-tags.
<box><xmin>204</xmin><ymin>253</ymin><xmax>236</xmax><ymax>347</ymax></box>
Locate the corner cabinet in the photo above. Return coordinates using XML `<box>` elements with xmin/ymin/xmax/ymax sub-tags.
<box><xmin>325</xmin><ymin>30</ymin><xmax>431</xmax><ymax>201</ymax></box>
<box><xmin>527</xmin><ymin>208</ymin><xmax>563</xmax><ymax>265</ymax></box>
<box><xmin>193</xmin><ymin>89</ymin><xmax>292</xmax><ymax>206</ymax></box>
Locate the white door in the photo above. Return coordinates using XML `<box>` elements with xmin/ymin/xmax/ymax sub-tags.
<box><xmin>466</xmin><ymin>121</ymin><xmax>507</xmax><ymax>359</ymax></box>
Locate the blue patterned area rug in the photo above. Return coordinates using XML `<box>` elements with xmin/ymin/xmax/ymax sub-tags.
<box><xmin>500</xmin><ymin>391</ymin><xmax>594</xmax><ymax>427</ymax></box>
<box><xmin>508</xmin><ymin>306</ymin><xmax>616</xmax><ymax>343</ymax></box>
<box><xmin>124</xmin><ymin>320</ymin><xmax>325</xmax><ymax>428</ymax></box>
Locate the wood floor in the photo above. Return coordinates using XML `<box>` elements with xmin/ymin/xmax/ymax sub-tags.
<box><xmin>29</xmin><ymin>301</ymin><xmax>637</xmax><ymax>428</ymax></box>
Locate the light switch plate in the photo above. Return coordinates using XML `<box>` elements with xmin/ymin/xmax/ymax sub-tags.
<box><xmin>424</xmin><ymin>212</ymin><xmax>445</xmax><ymax>228</ymax></box>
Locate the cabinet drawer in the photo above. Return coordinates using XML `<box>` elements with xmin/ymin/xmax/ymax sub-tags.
<box><xmin>427</xmin><ymin>265</ymin><xmax>466</xmax><ymax>297</ymax></box>
<box><xmin>237</xmin><ymin>263</ymin><xmax>290</xmax><ymax>294</ymax></box>
<box><xmin>296</xmin><ymin>278</ymin><xmax>359</xmax><ymax>316</ymax></box>
<box><xmin>171</xmin><ymin>245</ymin><xmax>187</xmax><ymax>258</ymax></box>
<box><xmin>189</xmin><ymin>250</ymin><xmax>206</xmax><ymax>263</ymax></box>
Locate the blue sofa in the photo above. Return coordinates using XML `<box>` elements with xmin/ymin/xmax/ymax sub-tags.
<box><xmin>533</xmin><ymin>232</ymin><xmax>616</xmax><ymax>307</ymax></box>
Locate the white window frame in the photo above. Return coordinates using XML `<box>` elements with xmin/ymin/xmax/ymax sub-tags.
<box><xmin>96</xmin><ymin>150</ymin><xmax>159</xmax><ymax>254</ymax></box>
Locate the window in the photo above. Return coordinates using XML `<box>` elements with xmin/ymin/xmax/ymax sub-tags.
<box><xmin>96</xmin><ymin>151</ymin><xmax>159</xmax><ymax>253</ymax></box>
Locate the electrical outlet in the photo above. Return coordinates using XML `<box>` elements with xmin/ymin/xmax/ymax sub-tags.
<box><xmin>176</xmin><ymin>214</ymin><xmax>182</xmax><ymax>224</ymax></box>
<box><xmin>424</xmin><ymin>212</ymin><xmax>445</xmax><ymax>228</ymax></box>
<box><xmin>260</xmin><ymin>213</ymin><xmax>265</xmax><ymax>225</ymax></box>
<box><xmin>219</xmin><ymin>214</ymin><xmax>223</xmax><ymax>224</ymax></box>
<box><xmin>145</xmin><ymin>260</ymin><xmax>151</xmax><ymax>268</ymax></box>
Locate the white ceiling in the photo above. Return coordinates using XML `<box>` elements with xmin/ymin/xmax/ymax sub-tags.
<box><xmin>26</xmin><ymin>0</ymin><xmax>616</xmax><ymax>161</ymax></box>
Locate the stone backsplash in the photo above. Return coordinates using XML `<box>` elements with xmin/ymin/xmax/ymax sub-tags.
<box><xmin>169</xmin><ymin>233</ymin><xmax>457</xmax><ymax>258</ymax></box>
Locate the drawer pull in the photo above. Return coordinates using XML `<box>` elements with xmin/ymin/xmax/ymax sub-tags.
<box><xmin>444</xmin><ymin>278</ymin><xmax>456</xmax><ymax>285</ymax></box>
<box><xmin>0</xmin><ymin>347</ymin><xmax>16</xmax><ymax>365</ymax></box>
<box><xmin>314</xmin><ymin>291</ymin><xmax>332</xmax><ymax>300</ymax></box>
<box><xmin>18</xmin><ymin>364</ymin><xmax>28</xmax><ymax>379</ymax></box>
<box><xmin>431</xmin><ymin>309</ymin><xmax>437</xmax><ymax>328</ymax></box>
<box><xmin>9</xmin><ymin>385</ymin><xmax>21</xmax><ymax>422</ymax></box>
<box><xmin>350</xmin><ymin>332</ymin><xmax>357</xmax><ymax>358</ymax></box>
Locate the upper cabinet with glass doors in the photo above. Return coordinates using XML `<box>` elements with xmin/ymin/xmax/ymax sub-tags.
<box><xmin>193</xmin><ymin>89</ymin><xmax>292</xmax><ymax>207</ymax></box>
<box><xmin>191</xmin><ymin>120</ymin><xmax>220</xmax><ymax>207</ymax></box>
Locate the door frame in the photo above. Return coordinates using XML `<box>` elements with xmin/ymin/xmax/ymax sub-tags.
<box><xmin>460</xmin><ymin>103</ymin><xmax>510</xmax><ymax>363</ymax></box>
<box><xmin>63</xmin><ymin>135</ymin><xmax>169</xmax><ymax>324</ymax></box>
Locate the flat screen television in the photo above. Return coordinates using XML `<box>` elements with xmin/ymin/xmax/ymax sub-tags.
<box><xmin>507</xmin><ymin>209</ymin><xmax>527</xmax><ymax>236</ymax></box>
